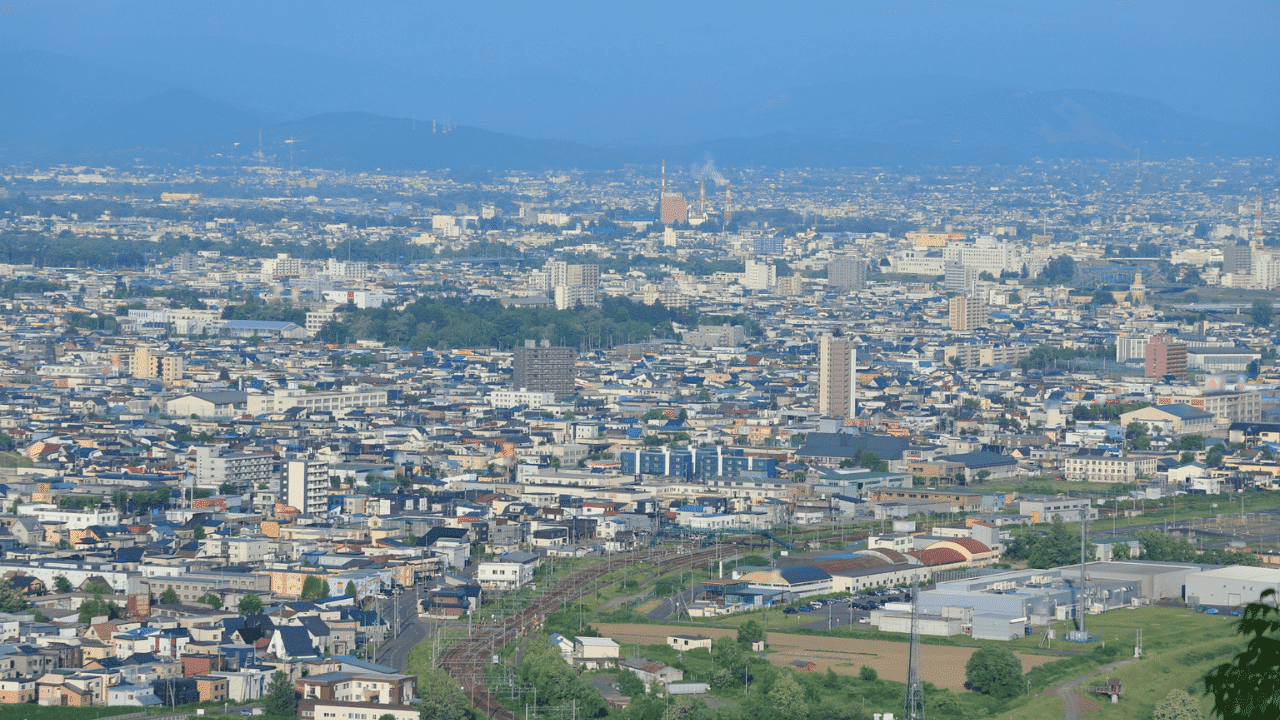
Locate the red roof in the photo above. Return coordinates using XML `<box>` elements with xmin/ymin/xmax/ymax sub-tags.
<box><xmin>909</xmin><ymin>547</ymin><xmax>966</xmax><ymax>566</ymax></box>
<box><xmin>947</xmin><ymin>538</ymin><xmax>993</xmax><ymax>555</ymax></box>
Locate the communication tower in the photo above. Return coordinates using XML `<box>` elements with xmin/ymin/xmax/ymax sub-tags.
<box><xmin>903</xmin><ymin>578</ymin><xmax>925</xmax><ymax>720</ymax></box>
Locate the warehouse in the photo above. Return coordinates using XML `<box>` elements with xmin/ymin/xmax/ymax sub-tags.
<box><xmin>1184</xmin><ymin>565</ymin><xmax>1280</xmax><ymax>607</ymax></box>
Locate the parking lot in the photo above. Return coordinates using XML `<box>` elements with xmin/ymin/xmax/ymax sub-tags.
<box><xmin>783</xmin><ymin>590</ymin><xmax>912</xmax><ymax>630</ymax></box>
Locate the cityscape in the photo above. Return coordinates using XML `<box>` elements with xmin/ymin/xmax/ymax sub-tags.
<box><xmin>0</xmin><ymin>4</ymin><xmax>1278</xmax><ymax>720</ymax></box>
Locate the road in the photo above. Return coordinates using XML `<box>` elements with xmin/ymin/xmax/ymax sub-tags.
<box><xmin>378</xmin><ymin>618</ymin><xmax>432</xmax><ymax>671</ymax></box>
<box><xmin>370</xmin><ymin>583</ymin><xmax>429</xmax><ymax>670</ymax></box>
<box><xmin>1047</xmin><ymin>657</ymin><xmax>1137</xmax><ymax>720</ymax></box>
<box><xmin>646</xmin><ymin>588</ymin><xmax>697</xmax><ymax>620</ymax></box>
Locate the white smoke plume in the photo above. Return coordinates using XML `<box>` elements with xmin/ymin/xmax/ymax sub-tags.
<box><xmin>690</xmin><ymin>154</ymin><xmax>728</xmax><ymax>186</ymax></box>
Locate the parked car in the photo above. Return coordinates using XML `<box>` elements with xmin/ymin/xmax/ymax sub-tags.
<box><xmin>1206</xmin><ymin>608</ymin><xmax>1219</xmax><ymax>615</ymax></box>
<box><xmin>784</xmin><ymin>607</ymin><xmax>798</xmax><ymax>615</ymax></box>
<box><xmin>1229</xmin><ymin>610</ymin><xmax>1243</xmax><ymax>616</ymax></box>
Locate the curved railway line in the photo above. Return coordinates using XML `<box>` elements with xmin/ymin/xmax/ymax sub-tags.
<box><xmin>439</xmin><ymin>529</ymin><xmax>871</xmax><ymax>718</ymax></box>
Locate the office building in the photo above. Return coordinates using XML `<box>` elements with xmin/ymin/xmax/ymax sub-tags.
<box><xmin>513</xmin><ymin>340</ymin><xmax>576</xmax><ymax>399</ymax></box>
<box><xmin>943</xmin><ymin>261</ymin><xmax>981</xmax><ymax>293</ymax></box>
<box><xmin>828</xmin><ymin>257</ymin><xmax>867</xmax><ymax>291</ymax></box>
<box><xmin>819</xmin><ymin>334</ymin><xmax>857</xmax><ymax>418</ymax></box>
<box><xmin>1145</xmin><ymin>334</ymin><xmax>1188</xmax><ymax>379</ymax></box>
<box><xmin>1223</xmin><ymin>244</ymin><xmax>1253</xmax><ymax>275</ymax></box>
<box><xmin>949</xmin><ymin>295</ymin><xmax>985</xmax><ymax>332</ymax></box>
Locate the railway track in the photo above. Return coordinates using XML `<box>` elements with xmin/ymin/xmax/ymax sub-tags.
<box><xmin>439</xmin><ymin>543</ymin><xmax>733</xmax><ymax>719</ymax></box>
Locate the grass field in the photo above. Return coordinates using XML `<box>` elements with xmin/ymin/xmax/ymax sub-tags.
<box><xmin>990</xmin><ymin>606</ymin><xmax>1246</xmax><ymax>720</ymax></box>
<box><xmin>0</xmin><ymin>450</ymin><xmax>32</xmax><ymax>468</ymax></box>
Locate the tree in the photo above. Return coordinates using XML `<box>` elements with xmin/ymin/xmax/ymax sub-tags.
<box><xmin>615</xmin><ymin>668</ymin><xmax>646</xmax><ymax>698</ymax></box>
<box><xmin>54</xmin><ymin>575</ymin><xmax>72</xmax><ymax>594</ymax></box>
<box><xmin>1250</xmin><ymin>299</ymin><xmax>1274</xmax><ymax>327</ymax></box>
<box><xmin>1091</xmin><ymin>288</ymin><xmax>1116</xmax><ymax>305</ymax></box>
<box><xmin>193</xmin><ymin>525</ymin><xmax>206</xmax><ymax>541</ymax></box>
<box><xmin>78</xmin><ymin>594</ymin><xmax>122</xmax><ymax>623</ymax></box>
<box><xmin>239</xmin><ymin>594</ymin><xmax>264</xmax><ymax>616</ymax></box>
<box><xmin>1154</xmin><ymin>689</ymin><xmax>1202</xmax><ymax>720</ymax></box>
<box><xmin>345</xmin><ymin>581</ymin><xmax>358</xmax><ymax>597</ymax></box>
<box><xmin>196</xmin><ymin>592</ymin><xmax>222</xmax><ymax>610</ymax></box>
<box><xmin>737</xmin><ymin>619</ymin><xmax>766</xmax><ymax>646</ymax></box>
<box><xmin>301</xmin><ymin>575</ymin><xmax>329</xmax><ymax>601</ymax></box>
<box><xmin>859</xmin><ymin>665</ymin><xmax>878</xmax><ymax>681</ymax></box>
<box><xmin>0</xmin><ymin>579</ymin><xmax>29</xmax><ymax>613</ymax></box>
<box><xmin>1040</xmin><ymin>254</ymin><xmax>1077</xmax><ymax>284</ymax></box>
<box><xmin>1111</xmin><ymin>543</ymin><xmax>1131</xmax><ymax>560</ymax></box>
<box><xmin>83</xmin><ymin>580</ymin><xmax>113</xmax><ymax>595</ymax></box>
<box><xmin>965</xmin><ymin>646</ymin><xmax>1023</xmax><ymax>699</ymax></box>
<box><xmin>1028</xmin><ymin>516</ymin><xmax>1094</xmax><ymax>569</ymax></box>
<box><xmin>161</xmin><ymin>587</ymin><xmax>179</xmax><ymax>604</ymax></box>
<box><xmin>766</xmin><ymin>672</ymin><xmax>808</xmax><ymax>720</ymax></box>
<box><xmin>1203</xmin><ymin>589</ymin><xmax>1280</xmax><ymax>719</ymax></box>
<box><xmin>710</xmin><ymin>636</ymin><xmax>751</xmax><ymax>689</ymax></box>
<box><xmin>264</xmin><ymin>670</ymin><xmax>297</xmax><ymax>717</ymax></box>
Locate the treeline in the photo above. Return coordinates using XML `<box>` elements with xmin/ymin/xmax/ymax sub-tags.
<box><xmin>222</xmin><ymin>295</ymin><xmax>308</xmax><ymax>326</ymax></box>
<box><xmin>1134</xmin><ymin>530</ymin><xmax>1262</xmax><ymax>567</ymax></box>
<box><xmin>324</xmin><ymin>296</ymin><xmax>696</xmax><ymax>350</ymax></box>
<box><xmin>1071</xmin><ymin>400</ymin><xmax>1151</xmax><ymax>422</ymax></box>
<box><xmin>1018</xmin><ymin>344</ymin><xmax>1115</xmax><ymax>371</ymax></box>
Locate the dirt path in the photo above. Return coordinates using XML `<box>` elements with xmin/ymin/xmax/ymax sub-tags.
<box><xmin>595</xmin><ymin>622</ymin><xmax>1055</xmax><ymax>692</ymax></box>
<box><xmin>1045</xmin><ymin>658</ymin><xmax>1138</xmax><ymax>720</ymax></box>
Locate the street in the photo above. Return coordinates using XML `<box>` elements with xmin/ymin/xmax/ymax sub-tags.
<box><xmin>369</xmin><ymin>583</ymin><xmax>429</xmax><ymax>670</ymax></box>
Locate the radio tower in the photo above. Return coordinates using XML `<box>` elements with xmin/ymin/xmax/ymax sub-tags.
<box><xmin>903</xmin><ymin>578</ymin><xmax>925</xmax><ymax>720</ymax></box>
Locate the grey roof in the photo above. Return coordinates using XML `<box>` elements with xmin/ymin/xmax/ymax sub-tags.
<box><xmin>796</xmin><ymin>432</ymin><xmax>911</xmax><ymax>460</ymax></box>
<box><xmin>222</xmin><ymin>320</ymin><xmax>300</xmax><ymax>330</ymax></box>
<box><xmin>1153</xmin><ymin>403</ymin><xmax>1215</xmax><ymax>420</ymax></box>
<box><xmin>939</xmin><ymin>451</ymin><xmax>1017</xmax><ymax>468</ymax></box>
<box><xmin>185</xmin><ymin>391</ymin><xmax>249</xmax><ymax>405</ymax></box>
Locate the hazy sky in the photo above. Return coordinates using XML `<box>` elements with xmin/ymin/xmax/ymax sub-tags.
<box><xmin>2</xmin><ymin>0</ymin><xmax>1276</xmax><ymax>142</ymax></box>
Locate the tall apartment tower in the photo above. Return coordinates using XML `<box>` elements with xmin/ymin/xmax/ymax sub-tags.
<box><xmin>285</xmin><ymin>459</ymin><xmax>329</xmax><ymax>516</ymax></box>
<box><xmin>828</xmin><ymin>257</ymin><xmax>867</xmax><ymax>291</ymax></box>
<box><xmin>949</xmin><ymin>295</ymin><xmax>986</xmax><ymax>332</ymax></box>
<box><xmin>513</xmin><ymin>340</ymin><xmax>576</xmax><ymax>400</ymax></box>
<box><xmin>819</xmin><ymin>334</ymin><xmax>857</xmax><ymax>418</ymax></box>
<box><xmin>1145</xmin><ymin>334</ymin><xmax>1188</xmax><ymax>379</ymax></box>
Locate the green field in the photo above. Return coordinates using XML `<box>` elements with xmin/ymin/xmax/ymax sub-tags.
<box><xmin>992</xmin><ymin>607</ymin><xmax>1246</xmax><ymax>719</ymax></box>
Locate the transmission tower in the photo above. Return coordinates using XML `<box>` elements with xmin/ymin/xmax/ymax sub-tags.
<box><xmin>903</xmin><ymin>578</ymin><xmax>925</xmax><ymax>720</ymax></box>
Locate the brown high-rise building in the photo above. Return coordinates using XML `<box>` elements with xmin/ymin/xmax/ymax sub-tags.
<box><xmin>1145</xmin><ymin>334</ymin><xmax>1188</xmax><ymax>379</ymax></box>
<box><xmin>819</xmin><ymin>335</ymin><xmax>857</xmax><ymax>418</ymax></box>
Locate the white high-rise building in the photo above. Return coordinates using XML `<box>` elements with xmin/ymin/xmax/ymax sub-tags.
<box><xmin>744</xmin><ymin>259</ymin><xmax>776</xmax><ymax>291</ymax></box>
<box><xmin>285</xmin><ymin>459</ymin><xmax>330</xmax><ymax>516</ymax></box>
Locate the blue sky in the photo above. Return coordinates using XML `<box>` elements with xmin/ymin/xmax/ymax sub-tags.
<box><xmin>2</xmin><ymin>0</ymin><xmax>1276</xmax><ymax>143</ymax></box>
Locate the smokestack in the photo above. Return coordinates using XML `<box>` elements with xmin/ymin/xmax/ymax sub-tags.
<box><xmin>700</xmin><ymin>181</ymin><xmax>706</xmax><ymax>214</ymax></box>
<box><xmin>724</xmin><ymin>182</ymin><xmax>732</xmax><ymax>226</ymax></box>
<box><xmin>661</xmin><ymin>160</ymin><xmax>666</xmax><ymax>196</ymax></box>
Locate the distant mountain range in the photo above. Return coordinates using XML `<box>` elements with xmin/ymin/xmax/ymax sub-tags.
<box><xmin>1</xmin><ymin>75</ymin><xmax>1275</xmax><ymax>170</ymax></box>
